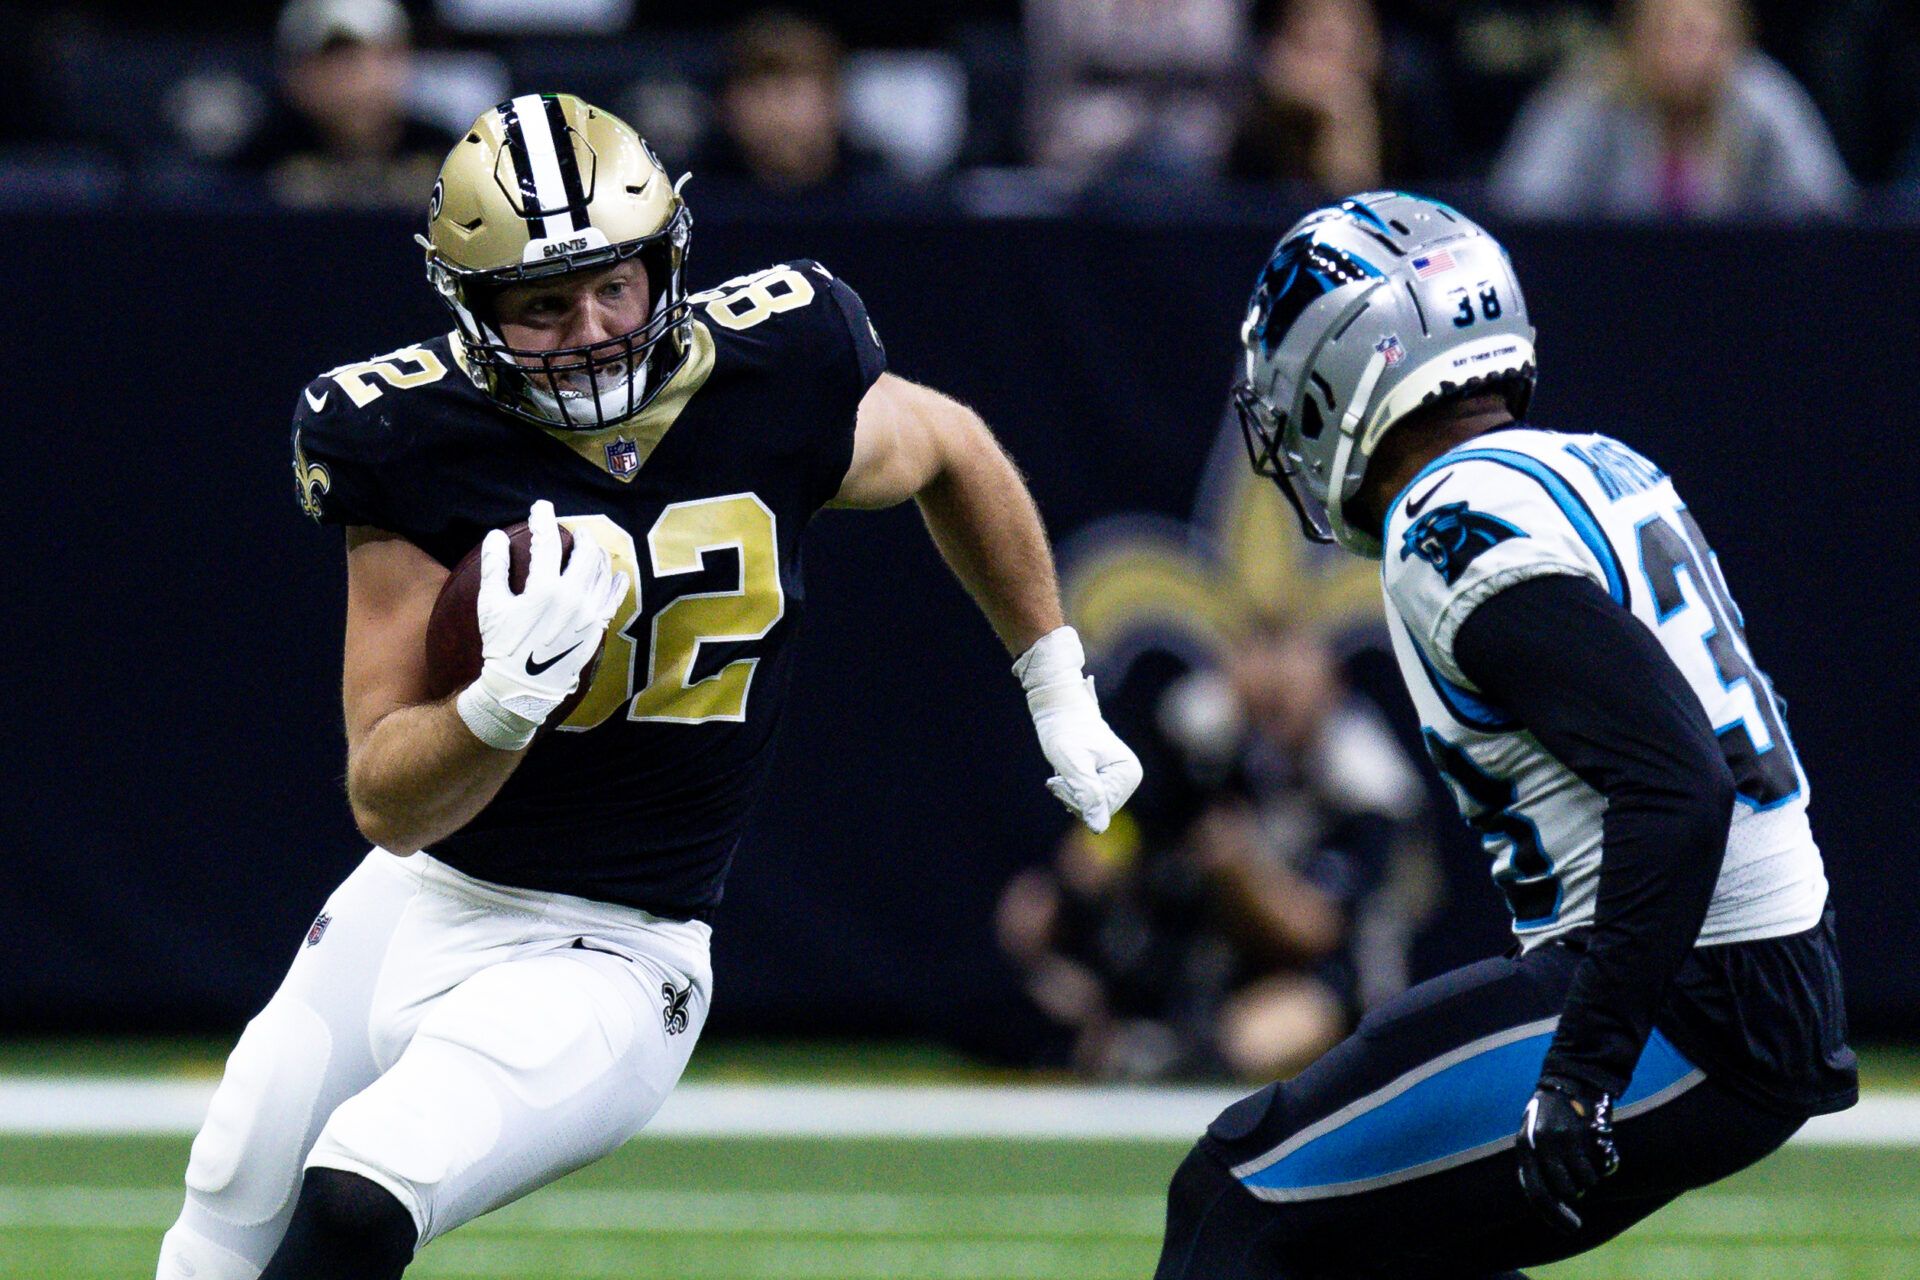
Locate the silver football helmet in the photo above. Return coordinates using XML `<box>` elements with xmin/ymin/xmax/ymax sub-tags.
<box><xmin>1236</xmin><ymin>193</ymin><xmax>1536</xmax><ymax>558</ymax></box>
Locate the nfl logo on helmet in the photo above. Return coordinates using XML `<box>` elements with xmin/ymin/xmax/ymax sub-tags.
<box><xmin>1375</xmin><ymin>334</ymin><xmax>1406</xmax><ymax>367</ymax></box>
<box><xmin>605</xmin><ymin>438</ymin><xmax>640</xmax><ymax>476</ymax></box>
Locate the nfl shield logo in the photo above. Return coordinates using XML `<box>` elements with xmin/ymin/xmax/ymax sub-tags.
<box><xmin>306</xmin><ymin>912</ymin><xmax>331</xmax><ymax>948</ymax></box>
<box><xmin>605</xmin><ymin>438</ymin><xmax>640</xmax><ymax>476</ymax></box>
<box><xmin>1375</xmin><ymin>334</ymin><xmax>1406</xmax><ymax>367</ymax></box>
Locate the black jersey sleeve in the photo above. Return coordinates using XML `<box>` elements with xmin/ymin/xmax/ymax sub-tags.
<box><xmin>796</xmin><ymin>260</ymin><xmax>887</xmax><ymax>509</ymax></box>
<box><xmin>288</xmin><ymin>375</ymin><xmax>394</xmax><ymax>530</ymax></box>
<box><xmin>1452</xmin><ymin>572</ymin><xmax>1735</xmax><ymax>1100</ymax></box>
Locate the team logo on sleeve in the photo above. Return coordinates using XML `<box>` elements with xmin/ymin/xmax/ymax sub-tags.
<box><xmin>1401</xmin><ymin>501</ymin><xmax>1524</xmax><ymax>585</ymax></box>
<box><xmin>292</xmin><ymin>434</ymin><xmax>331</xmax><ymax>522</ymax></box>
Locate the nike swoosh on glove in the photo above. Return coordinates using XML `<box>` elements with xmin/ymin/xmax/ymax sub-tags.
<box><xmin>1516</xmin><ymin>1077</ymin><xmax>1620</xmax><ymax>1233</ymax></box>
<box><xmin>1013</xmin><ymin>626</ymin><xmax>1143</xmax><ymax>834</ymax></box>
<box><xmin>456</xmin><ymin>499</ymin><xmax>628</xmax><ymax>751</ymax></box>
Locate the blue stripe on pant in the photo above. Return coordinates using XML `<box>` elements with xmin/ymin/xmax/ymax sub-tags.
<box><xmin>1232</xmin><ymin>1020</ymin><xmax>1701</xmax><ymax>1201</ymax></box>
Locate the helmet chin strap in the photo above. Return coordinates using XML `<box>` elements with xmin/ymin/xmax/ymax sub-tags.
<box><xmin>1324</xmin><ymin>346</ymin><xmax>1393</xmax><ymax>554</ymax></box>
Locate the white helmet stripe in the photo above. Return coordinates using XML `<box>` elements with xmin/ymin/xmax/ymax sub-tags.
<box><xmin>509</xmin><ymin>93</ymin><xmax>580</xmax><ymax>238</ymax></box>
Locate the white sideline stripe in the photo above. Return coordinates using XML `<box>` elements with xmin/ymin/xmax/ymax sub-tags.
<box><xmin>0</xmin><ymin>1186</ymin><xmax>1165</xmax><ymax>1236</ymax></box>
<box><xmin>0</xmin><ymin>1077</ymin><xmax>1915</xmax><ymax>1144</ymax></box>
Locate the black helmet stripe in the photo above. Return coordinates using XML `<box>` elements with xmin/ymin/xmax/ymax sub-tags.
<box><xmin>496</xmin><ymin>97</ymin><xmax>545</xmax><ymax>237</ymax></box>
<box><xmin>498</xmin><ymin>93</ymin><xmax>584</xmax><ymax>239</ymax></box>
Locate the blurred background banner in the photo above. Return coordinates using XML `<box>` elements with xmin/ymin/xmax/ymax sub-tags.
<box><xmin>5</xmin><ymin>205</ymin><xmax>1916</xmax><ymax>1041</ymax></box>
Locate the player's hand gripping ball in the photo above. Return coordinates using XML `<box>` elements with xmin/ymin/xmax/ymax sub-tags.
<box><xmin>427</xmin><ymin>500</ymin><xmax>626</xmax><ymax>747</ymax></box>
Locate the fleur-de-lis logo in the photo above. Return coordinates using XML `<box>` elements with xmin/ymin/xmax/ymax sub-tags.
<box><xmin>1060</xmin><ymin>421</ymin><xmax>1383</xmax><ymax>667</ymax></box>
<box><xmin>293</xmin><ymin>432</ymin><xmax>331</xmax><ymax>522</ymax></box>
<box><xmin>662</xmin><ymin>979</ymin><xmax>692</xmax><ymax>1036</ymax></box>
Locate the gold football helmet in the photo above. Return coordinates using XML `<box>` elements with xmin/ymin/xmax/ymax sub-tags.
<box><xmin>418</xmin><ymin>93</ymin><xmax>692</xmax><ymax>431</ymax></box>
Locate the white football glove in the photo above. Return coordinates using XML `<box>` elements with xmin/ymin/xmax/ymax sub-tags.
<box><xmin>456</xmin><ymin>499</ymin><xmax>627</xmax><ymax>751</ymax></box>
<box><xmin>1014</xmin><ymin>625</ymin><xmax>1143</xmax><ymax>834</ymax></box>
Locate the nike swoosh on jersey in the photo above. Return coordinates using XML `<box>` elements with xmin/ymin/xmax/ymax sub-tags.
<box><xmin>1406</xmin><ymin>474</ymin><xmax>1452</xmax><ymax>517</ymax></box>
<box><xmin>305</xmin><ymin>387</ymin><xmax>330</xmax><ymax>413</ymax></box>
<box><xmin>526</xmin><ymin>641</ymin><xmax>583</xmax><ymax>675</ymax></box>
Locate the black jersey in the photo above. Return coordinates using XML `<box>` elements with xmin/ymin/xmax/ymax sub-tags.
<box><xmin>291</xmin><ymin>260</ymin><xmax>887</xmax><ymax>919</ymax></box>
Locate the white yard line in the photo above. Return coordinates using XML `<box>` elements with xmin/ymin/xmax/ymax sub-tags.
<box><xmin>0</xmin><ymin>1077</ymin><xmax>1915</xmax><ymax>1144</ymax></box>
<box><xmin>0</xmin><ymin>1186</ymin><xmax>1164</xmax><ymax>1235</ymax></box>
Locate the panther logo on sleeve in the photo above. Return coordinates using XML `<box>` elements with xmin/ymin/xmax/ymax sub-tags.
<box><xmin>1401</xmin><ymin>501</ymin><xmax>1524</xmax><ymax>585</ymax></box>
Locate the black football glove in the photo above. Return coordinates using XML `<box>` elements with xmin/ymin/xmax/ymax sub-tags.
<box><xmin>1515</xmin><ymin>1077</ymin><xmax>1620</xmax><ymax>1233</ymax></box>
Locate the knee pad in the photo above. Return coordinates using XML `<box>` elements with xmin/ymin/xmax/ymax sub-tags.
<box><xmin>185</xmin><ymin>998</ymin><xmax>335</xmax><ymax>1226</ymax></box>
<box><xmin>306</xmin><ymin>1071</ymin><xmax>481</xmax><ymax>1235</ymax></box>
<box><xmin>1166</xmin><ymin>1144</ymin><xmax>1234</xmax><ymax>1223</ymax></box>
<box><xmin>156</xmin><ymin>1220</ymin><xmax>266</xmax><ymax>1280</ymax></box>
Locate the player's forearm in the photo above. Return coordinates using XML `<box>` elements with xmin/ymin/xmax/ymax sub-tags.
<box><xmin>346</xmin><ymin>700</ymin><xmax>524</xmax><ymax>855</ymax></box>
<box><xmin>1456</xmin><ymin>575</ymin><xmax>1734</xmax><ymax>1095</ymax></box>
<box><xmin>913</xmin><ymin>414</ymin><xmax>1064</xmax><ymax>655</ymax></box>
<box><xmin>1545</xmin><ymin>776</ymin><xmax>1728</xmax><ymax>1095</ymax></box>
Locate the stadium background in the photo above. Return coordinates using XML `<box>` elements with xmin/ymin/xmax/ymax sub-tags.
<box><xmin>3</xmin><ymin>0</ymin><xmax>1919</xmax><ymax>1277</ymax></box>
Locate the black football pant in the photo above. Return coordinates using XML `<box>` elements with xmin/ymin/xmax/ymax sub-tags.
<box><xmin>1154</xmin><ymin>940</ymin><xmax>1806</xmax><ymax>1279</ymax></box>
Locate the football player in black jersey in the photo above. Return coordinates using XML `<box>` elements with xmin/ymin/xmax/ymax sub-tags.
<box><xmin>157</xmin><ymin>94</ymin><xmax>1142</xmax><ymax>1280</ymax></box>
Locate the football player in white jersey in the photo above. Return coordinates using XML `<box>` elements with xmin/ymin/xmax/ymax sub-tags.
<box><xmin>1154</xmin><ymin>193</ymin><xmax>1856</xmax><ymax>1278</ymax></box>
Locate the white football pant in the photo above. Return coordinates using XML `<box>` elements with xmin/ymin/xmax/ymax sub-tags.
<box><xmin>155</xmin><ymin>849</ymin><xmax>711</xmax><ymax>1279</ymax></box>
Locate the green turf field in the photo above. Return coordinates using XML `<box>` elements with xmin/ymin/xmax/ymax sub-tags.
<box><xmin>4</xmin><ymin>1041</ymin><xmax>1918</xmax><ymax>1278</ymax></box>
<box><xmin>1</xmin><ymin>1134</ymin><xmax>1915</xmax><ymax>1279</ymax></box>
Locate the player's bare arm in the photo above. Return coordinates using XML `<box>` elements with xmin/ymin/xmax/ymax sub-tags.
<box><xmin>835</xmin><ymin>371</ymin><xmax>1144</xmax><ymax>832</ymax></box>
<box><xmin>340</xmin><ymin>526</ymin><xmax>521</xmax><ymax>856</ymax></box>
<box><xmin>340</xmin><ymin>502</ymin><xmax>624</xmax><ymax>856</ymax></box>
<box><xmin>834</xmin><ymin>372</ymin><xmax>1062</xmax><ymax>653</ymax></box>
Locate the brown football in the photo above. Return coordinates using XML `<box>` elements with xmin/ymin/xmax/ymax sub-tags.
<box><xmin>424</xmin><ymin>521</ymin><xmax>605</xmax><ymax>730</ymax></box>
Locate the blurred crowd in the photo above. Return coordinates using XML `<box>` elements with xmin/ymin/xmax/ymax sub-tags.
<box><xmin>997</xmin><ymin>625</ymin><xmax>1438</xmax><ymax>1082</ymax></box>
<box><xmin>3</xmin><ymin>0</ymin><xmax>1917</xmax><ymax>216</ymax></box>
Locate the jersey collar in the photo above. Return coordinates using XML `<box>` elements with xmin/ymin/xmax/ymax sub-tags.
<box><xmin>449</xmin><ymin>321</ymin><xmax>718</xmax><ymax>482</ymax></box>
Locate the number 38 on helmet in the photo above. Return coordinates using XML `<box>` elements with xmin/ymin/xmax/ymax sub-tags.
<box><xmin>418</xmin><ymin>93</ymin><xmax>692</xmax><ymax>432</ymax></box>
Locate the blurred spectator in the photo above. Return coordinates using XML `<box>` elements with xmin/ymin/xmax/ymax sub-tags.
<box><xmin>702</xmin><ymin>10</ymin><xmax>885</xmax><ymax>190</ymax></box>
<box><xmin>1390</xmin><ymin>0</ymin><xmax>1610</xmax><ymax>172</ymax></box>
<box><xmin>1025</xmin><ymin>0</ymin><xmax>1252</xmax><ymax>180</ymax></box>
<box><xmin>1490</xmin><ymin>0</ymin><xmax>1854</xmax><ymax>219</ymax></box>
<box><xmin>1227</xmin><ymin>0</ymin><xmax>1452</xmax><ymax>191</ymax></box>
<box><xmin>232</xmin><ymin>0</ymin><xmax>456</xmax><ymax>208</ymax></box>
<box><xmin>996</xmin><ymin>626</ymin><xmax>1434</xmax><ymax>1082</ymax></box>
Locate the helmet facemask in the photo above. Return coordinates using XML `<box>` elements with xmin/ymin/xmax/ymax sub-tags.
<box><xmin>428</xmin><ymin>202</ymin><xmax>693</xmax><ymax>432</ymax></box>
<box><xmin>1234</xmin><ymin>383</ymin><xmax>1334</xmax><ymax>544</ymax></box>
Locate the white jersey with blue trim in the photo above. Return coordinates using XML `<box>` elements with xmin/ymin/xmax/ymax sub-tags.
<box><xmin>1379</xmin><ymin>427</ymin><xmax>1827</xmax><ymax>949</ymax></box>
